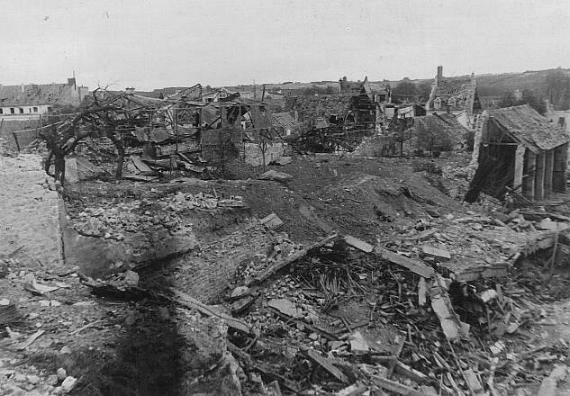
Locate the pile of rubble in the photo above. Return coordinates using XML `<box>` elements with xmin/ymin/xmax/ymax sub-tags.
<box><xmin>4</xmin><ymin>145</ymin><xmax>570</xmax><ymax>395</ymax></box>
<box><xmin>220</xmin><ymin>227</ymin><xmax>570</xmax><ymax>395</ymax></box>
<box><xmin>72</xmin><ymin>215</ymin><xmax>570</xmax><ymax>395</ymax></box>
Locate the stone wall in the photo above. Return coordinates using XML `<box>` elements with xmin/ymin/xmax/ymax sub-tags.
<box><xmin>0</xmin><ymin>154</ymin><xmax>63</xmax><ymax>268</ymax></box>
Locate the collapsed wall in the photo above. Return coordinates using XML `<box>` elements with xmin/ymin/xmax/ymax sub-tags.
<box><xmin>285</xmin><ymin>95</ymin><xmax>352</xmax><ymax>127</ymax></box>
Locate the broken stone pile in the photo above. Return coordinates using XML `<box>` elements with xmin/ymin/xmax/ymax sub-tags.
<box><xmin>71</xmin><ymin>191</ymin><xmax>246</xmax><ymax>239</ymax></box>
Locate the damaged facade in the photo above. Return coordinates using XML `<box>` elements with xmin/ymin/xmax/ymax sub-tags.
<box><xmin>407</xmin><ymin>112</ymin><xmax>469</xmax><ymax>154</ymax></box>
<box><xmin>468</xmin><ymin>104</ymin><xmax>569</xmax><ymax>201</ymax></box>
<box><xmin>271</xmin><ymin>112</ymin><xmax>301</xmax><ymax>136</ymax></box>
<box><xmin>425</xmin><ymin>66</ymin><xmax>481</xmax><ymax>128</ymax></box>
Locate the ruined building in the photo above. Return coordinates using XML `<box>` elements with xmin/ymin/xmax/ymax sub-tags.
<box><xmin>286</xmin><ymin>77</ymin><xmax>391</xmax><ymax>130</ymax></box>
<box><xmin>425</xmin><ymin>66</ymin><xmax>481</xmax><ymax>127</ymax></box>
<box><xmin>468</xmin><ymin>104</ymin><xmax>569</xmax><ymax>201</ymax></box>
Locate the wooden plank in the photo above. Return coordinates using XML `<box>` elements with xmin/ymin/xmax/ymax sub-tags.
<box><xmin>250</xmin><ymin>234</ymin><xmax>339</xmax><ymax>285</ymax></box>
<box><xmin>464</xmin><ymin>369</ymin><xmax>484</xmax><ymax>395</ymax></box>
<box><xmin>14</xmin><ymin>330</ymin><xmax>45</xmax><ymax>351</ymax></box>
<box><xmin>344</xmin><ymin>235</ymin><xmax>374</xmax><ymax>253</ymax></box>
<box><xmin>307</xmin><ymin>349</ymin><xmax>348</xmax><ymax>383</ymax></box>
<box><xmin>374</xmin><ymin>247</ymin><xmax>435</xmax><ymax>278</ymax></box>
<box><xmin>168</xmin><ymin>289</ymin><xmax>253</xmax><ymax>335</ymax></box>
<box><xmin>429</xmin><ymin>281</ymin><xmax>469</xmax><ymax>342</ymax></box>
<box><xmin>544</xmin><ymin>150</ymin><xmax>554</xmax><ymax>198</ymax></box>
<box><xmin>372</xmin><ymin>376</ymin><xmax>426</xmax><ymax>396</ymax></box>
<box><xmin>131</xmin><ymin>155</ymin><xmax>152</xmax><ymax>173</ymax></box>
<box><xmin>524</xmin><ymin>151</ymin><xmax>536</xmax><ymax>200</ymax></box>
<box><xmin>536</xmin><ymin>152</ymin><xmax>546</xmax><ymax>200</ymax></box>
<box><xmin>421</xmin><ymin>245</ymin><xmax>451</xmax><ymax>260</ymax></box>
<box><xmin>394</xmin><ymin>362</ymin><xmax>431</xmax><ymax>386</ymax></box>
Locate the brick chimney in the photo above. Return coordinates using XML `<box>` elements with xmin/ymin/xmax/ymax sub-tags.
<box><xmin>436</xmin><ymin>66</ymin><xmax>443</xmax><ymax>84</ymax></box>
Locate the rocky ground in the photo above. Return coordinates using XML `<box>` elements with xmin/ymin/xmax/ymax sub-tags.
<box><xmin>2</xmin><ymin>142</ymin><xmax>570</xmax><ymax>395</ymax></box>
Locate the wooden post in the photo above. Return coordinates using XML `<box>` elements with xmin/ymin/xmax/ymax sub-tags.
<box><xmin>544</xmin><ymin>150</ymin><xmax>554</xmax><ymax>198</ymax></box>
<box><xmin>535</xmin><ymin>152</ymin><xmax>545</xmax><ymax>200</ymax></box>
<box><xmin>553</xmin><ymin>143</ymin><xmax>568</xmax><ymax>192</ymax></box>
<box><xmin>524</xmin><ymin>151</ymin><xmax>536</xmax><ymax>200</ymax></box>
<box><xmin>513</xmin><ymin>145</ymin><xmax>525</xmax><ymax>191</ymax></box>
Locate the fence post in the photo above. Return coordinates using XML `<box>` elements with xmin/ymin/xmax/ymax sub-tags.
<box><xmin>12</xmin><ymin>132</ymin><xmax>21</xmax><ymax>152</ymax></box>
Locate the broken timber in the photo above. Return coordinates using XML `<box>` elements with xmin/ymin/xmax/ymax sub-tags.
<box><xmin>430</xmin><ymin>277</ymin><xmax>469</xmax><ymax>342</ymax></box>
<box><xmin>463</xmin><ymin>369</ymin><xmax>484</xmax><ymax>395</ymax></box>
<box><xmin>372</xmin><ymin>376</ymin><xmax>426</xmax><ymax>396</ymax></box>
<box><xmin>374</xmin><ymin>247</ymin><xmax>435</xmax><ymax>278</ymax></box>
<box><xmin>307</xmin><ymin>349</ymin><xmax>348</xmax><ymax>383</ymax></box>
<box><xmin>169</xmin><ymin>289</ymin><xmax>253</xmax><ymax>335</ymax></box>
<box><xmin>344</xmin><ymin>235</ymin><xmax>374</xmax><ymax>253</ymax></box>
<box><xmin>249</xmin><ymin>234</ymin><xmax>339</xmax><ymax>286</ymax></box>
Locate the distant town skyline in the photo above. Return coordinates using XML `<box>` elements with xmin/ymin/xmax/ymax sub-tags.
<box><xmin>1</xmin><ymin>0</ymin><xmax>568</xmax><ymax>90</ymax></box>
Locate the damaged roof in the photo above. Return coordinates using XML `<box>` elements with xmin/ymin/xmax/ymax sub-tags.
<box><xmin>411</xmin><ymin>113</ymin><xmax>468</xmax><ymax>150</ymax></box>
<box><xmin>0</xmin><ymin>82</ymin><xmax>79</xmax><ymax>107</ymax></box>
<box><xmin>433</xmin><ymin>77</ymin><xmax>474</xmax><ymax>99</ymax></box>
<box><xmin>413</xmin><ymin>113</ymin><xmax>468</xmax><ymax>136</ymax></box>
<box><xmin>489</xmin><ymin>104</ymin><xmax>569</xmax><ymax>152</ymax></box>
<box><xmin>272</xmin><ymin>112</ymin><xmax>300</xmax><ymax>130</ymax></box>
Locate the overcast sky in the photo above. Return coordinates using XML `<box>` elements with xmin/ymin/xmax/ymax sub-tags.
<box><xmin>0</xmin><ymin>0</ymin><xmax>568</xmax><ymax>90</ymax></box>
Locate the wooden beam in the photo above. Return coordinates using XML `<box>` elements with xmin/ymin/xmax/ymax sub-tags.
<box><xmin>524</xmin><ymin>151</ymin><xmax>536</xmax><ymax>200</ymax></box>
<box><xmin>545</xmin><ymin>150</ymin><xmax>554</xmax><ymax>198</ymax></box>
<box><xmin>553</xmin><ymin>143</ymin><xmax>568</xmax><ymax>192</ymax></box>
<box><xmin>513</xmin><ymin>145</ymin><xmax>525</xmax><ymax>191</ymax></box>
<box><xmin>307</xmin><ymin>349</ymin><xmax>348</xmax><ymax>383</ymax></box>
<box><xmin>372</xmin><ymin>376</ymin><xmax>426</xmax><ymax>396</ymax></box>
<box><xmin>535</xmin><ymin>152</ymin><xmax>546</xmax><ymax>200</ymax></box>
<box><xmin>168</xmin><ymin>289</ymin><xmax>253</xmax><ymax>335</ymax></box>
<box><xmin>374</xmin><ymin>247</ymin><xmax>435</xmax><ymax>278</ymax></box>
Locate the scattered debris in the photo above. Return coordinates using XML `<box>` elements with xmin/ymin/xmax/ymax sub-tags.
<box><xmin>260</xmin><ymin>213</ymin><xmax>284</xmax><ymax>229</ymax></box>
<box><xmin>421</xmin><ymin>244</ymin><xmax>451</xmax><ymax>260</ymax></box>
<box><xmin>537</xmin><ymin>364</ymin><xmax>568</xmax><ymax>396</ymax></box>
<box><xmin>23</xmin><ymin>274</ymin><xmax>63</xmax><ymax>295</ymax></box>
<box><xmin>349</xmin><ymin>331</ymin><xmax>370</xmax><ymax>353</ymax></box>
<box><xmin>270</xmin><ymin>156</ymin><xmax>292</xmax><ymax>166</ymax></box>
<box><xmin>372</xmin><ymin>375</ymin><xmax>425</xmax><ymax>396</ymax></box>
<box><xmin>14</xmin><ymin>330</ymin><xmax>45</xmax><ymax>351</ymax></box>
<box><xmin>231</xmin><ymin>286</ymin><xmax>251</xmax><ymax>300</ymax></box>
<box><xmin>267</xmin><ymin>298</ymin><xmax>303</xmax><ymax>318</ymax></box>
<box><xmin>258</xmin><ymin>170</ymin><xmax>293</xmax><ymax>182</ymax></box>
<box><xmin>170</xmin><ymin>289</ymin><xmax>254</xmax><ymax>335</ymax></box>
<box><xmin>249</xmin><ymin>233</ymin><xmax>339</xmax><ymax>285</ymax></box>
